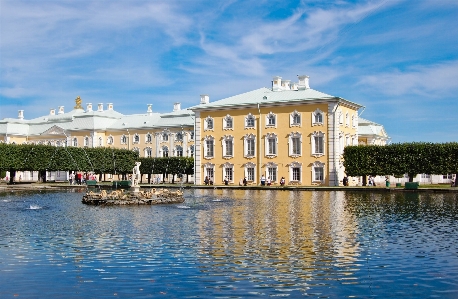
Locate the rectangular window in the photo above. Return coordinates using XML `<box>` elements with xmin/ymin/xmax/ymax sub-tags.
<box><xmin>268</xmin><ymin>168</ymin><xmax>277</xmax><ymax>182</ymax></box>
<box><xmin>292</xmin><ymin>168</ymin><xmax>300</xmax><ymax>181</ymax></box>
<box><xmin>314</xmin><ymin>136</ymin><xmax>324</xmax><ymax>154</ymax></box>
<box><xmin>225</xmin><ymin>168</ymin><xmax>233</xmax><ymax>181</ymax></box>
<box><xmin>314</xmin><ymin>167</ymin><xmax>324</xmax><ymax>181</ymax></box>
<box><xmin>206</xmin><ymin>140</ymin><xmax>214</xmax><ymax>157</ymax></box>
<box><xmin>247</xmin><ymin>139</ymin><xmax>255</xmax><ymax>156</ymax></box>
<box><xmin>206</xmin><ymin>168</ymin><xmax>214</xmax><ymax>180</ymax></box>
<box><xmin>247</xmin><ymin>167</ymin><xmax>255</xmax><ymax>181</ymax></box>
<box><xmin>292</xmin><ymin>137</ymin><xmax>301</xmax><ymax>155</ymax></box>
<box><xmin>268</xmin><ymin>116</ymin><xmax>275</xmax><ymax>126</ymax></box>
<box><xmin>268</xmin><ymin>138</ymin><xmax>276</xmax><ymax>155</ymax></box>
<box><xmin>246</xmin><ymin>117</ymin><xmax>255</xmax><ymax>127</ymax></box>
<box><xmin>443</xmin><ymin>174</ymin><xmax>453</xmax><ymax>179</ymax></box>
<box><xmin>226</xmin><ymin>118</ymin><xmax>233</xmax><ymax>128</ymax></box>
<box><xmin>225</xmin><ymin>140</ymin><xmax>233</xmax><ymax>156</ymax></box>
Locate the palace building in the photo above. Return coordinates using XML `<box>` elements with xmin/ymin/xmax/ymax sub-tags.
<box><xmin>0</xmin><ymin>75</ymin><xmax>390</xmax><ymax>185</ymax></box>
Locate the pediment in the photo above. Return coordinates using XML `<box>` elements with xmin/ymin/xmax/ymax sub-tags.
<box><xmin>41</xmin><ymin>125</ymin><xmax>65</xmax><ymax>136</ymax></box>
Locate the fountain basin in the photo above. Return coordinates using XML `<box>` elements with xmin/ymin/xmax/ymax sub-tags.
<box><xmin>82</xmin><ymin>188</ymin><xmax>184</xmax><ymax>205</ymax></box>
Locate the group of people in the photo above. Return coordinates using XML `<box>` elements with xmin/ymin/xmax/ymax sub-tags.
<box><xmin>204</xmin><ymin>176</ymin><xmax>214</xmax><ymax>185</ymax></box>
<box><xmin>69</xmin><ymin>172</ymin><xmax>97</xmax><ymax>185</ymax></box>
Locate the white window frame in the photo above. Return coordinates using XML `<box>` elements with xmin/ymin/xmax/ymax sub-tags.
<box><xmin>245</xmin><ymin>162</ymin><xmax>256</xmax><ymax>182</ymax></box>
<box><xmin>338</xmin><ymin>110</ymin><xmax>343</xmax><ymax>125</ymax></box>
<box><xmin>223</xmin><ymin>162</ymin><xmax>234</xmax><ymax>183</ymax></box>
<box><xmin>352</xmin><ymin>114</ymin><xmax>357</xmax><ymax>128</ymax></box>
<box><xmin>162</xmin><ymin>145</ymin><xmax>169</xmax><ymax>157</ymax></box>
<box><xmin>132</xmin><ymin>147</ymin><xmax>140</xmax><ymax>155</ymax></box>
<box><xmin>311</xmin><ymin>131</ymin><xmax>325</xmax><ymax>157</ymax></box>
<box><xmin>145</xmin><ymin>133</ymin><xmax>153</xmax><ymax>144</ymax></box>
<box><xmin>98</xmin><ymin>137</ymin><xmax>103</xmax><ymax>147</ymax></box>
<box><xmin>121</xmin><ymin>135</ymin><xmax>127</xmax><ymax>145</ymax></box>
<box><xmin>204</xmin><ymin>116</ymin><xmax>214</xmax><ymax>131</ymax></box>
<box><xmin>107</xmin><ymin>135</ymin><xmax>114</xmax><ymax>145</ymax></box>
<box><xmin>223</xmin><ymin>114</ymin><xmax>234</xmax><ymax>130</ymax></box>
<box><xmin>222</xmin><ymin>135</ymin><xmax>234</xmax><ymax>159</ymax></box>
<box><xmin>189</xmin><ymin>145</ymin><xmax>194</xmax><ymax>157</ymax></box>
<box><xmin>312</xmin><ymin>161</ymin><xmax>325</xmax><ymax>183</ymax></box>
<box><xmin>203</xmin><ymin>162</ymin><xmax>215</xmax><ymax>183</ymax></box>
<box><xmin>133</xmin><ymin>133</ymin><xmax>140</xmax><ymax>144</ymax></box>
<box><xmin>245</xmin><ymin>113</ymin><xmax>256</xmax><ymax>129</ymax></box>
<box><xmin>72</xmin><ymin>138</ymin><xmax>78</xmax><ymax>147</ymax></box>
<box><xmin>244</xmin><ymin>134</ymin><xmax>256</xmax><ymax>158</ymax></box>
<box><xmin>288</xmin><ymin>132</ymin><xmax>302</xmax><ymax>157</ymax></box>
<box><xmin>289</xmin><ymin>161</ymin><xmax>302</xmax><ymax>183</ymax></box>
<box><xmin>265</xmin><ymin>112</ymin><xmax>277</xmax><ymax>128</ymax></box>
<box><xmin>346</xmin><ymin>134</ymin><xmax>351</xmax><ymax>146</ymax></box>
<box><xmin>175</xmin><ymin>145</ymin><xmax>183</xmax><ymax>157</ymax></box>
<box><xmin>162</xmin><ymin>132</ymin><xmax>169</xmax><ymax>142</ymax></box>
<box><xmin>290</xmin><ymin>110</ymin><xmax>301</xmax><ymax>127</ymax></box>
<box><xmin>265</xmin><ymin>133</ymin><xmax>278</xmax><ymax>157</ymax></box>
<box><xmin>176</xmin><ymin>132</ymin><xmax>183</xmax><ymax>142</ymax></box>
<box><xmin>312</xmin><ymin>108</ymin><xmax>324</xmax><ymax>126</ymax></box>
<box><xmin>345</xmin><ymin>112</ymin><xmax>349</xmax><ymax>127</ymax></box>
<box><xmin>203</xmin><ymin>135</ymin><xmax>215</xmax><ymax>159</ymax></box>
<box><xmin>84</xmin><ymin>136</ymin><xmax>89</xmax><ymax>147</ymax></box>
<box><xmin>266</xmin><ymin>162</ymin><xmax>278</xmax><ymax>182</ymax></box>
<box><xmin>145</xmin><ymin>147</ymin><xmax>152</xmax><ymax>158</ymax></box>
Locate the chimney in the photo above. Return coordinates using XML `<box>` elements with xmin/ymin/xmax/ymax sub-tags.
<box><xmin>18</xmin><ymin>110</ymin><xmax>24</xmax><ymax>120</ymax></box>
<box><xmin>297</xmin><ymin>75</ymin><xmax>310</xmax><ymax>90</ymax></box>
<box><xmin>98</xmin><ymin>103</ymin><xmax>103</xmax><ymax>112</ymax></box>
<box><xmin>173</xmin><ymin>102</ymin><xmax>181</xmax><ymax>112</ymax></box>
<box><xmin>107</xmin><ymin>103</ymin><xmax>113</xmax><ymax>111</ymax></box>
<box><xmin>58</xmin><ymin>106</ymin><xmax>64</xmax><ymax>114</ymax></box>
<box><xmin>50</xmin><ymin>109</ymin><xmax>56</xmax><ymax>115</ymax></box>
<box><xmin>282</xmin><ymin>79</ymin><xmax>291</xmax><ymax>90</ymax></box>
<box><xmin>272</xmin><ymin>76</ymin><xmax>282</xmax><ymax>91</ymax></box>
<box><xmin>86</xmin><ymin>103</ymin><xmax>93</xmax><ymax>112</ymax></box>
<box><xmin>147</xmin><ymin>104</ymin><xmax>153</xmax><ymax>116</ymax></box>
<box><xmin>200</xmin><ymin>95</ymin><xmax>209</xmax><ymax>104</ymax></box>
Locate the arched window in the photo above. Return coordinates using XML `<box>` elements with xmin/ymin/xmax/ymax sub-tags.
<box><xmin>84</xmin><ymin>137</ymin><xmax>89</xmax><ymax>147</ymax></box>
<box><xmin>146</xmin><ymin>133</ymin><xmax>152</xmax><ymax>143</ymax></box>
<box><xmin>176</xmin><ymin>132</ymin><xmax>183</xmax><ymax>142</ymax></box>
<box><xmin>73</xmin><ymin>138</ymin><xmax>78</xmax><ymax>147</ymax></box>
<box><xmin>107</xmin><ymin>136</ymin><xmax>114</xmax><ymax>145</ymax></box>
<box><xmin>290</xmin><ymin>110</ymin><xmax>301</xmax><ymax>127</ymax></box>
<box><xmin>133</xmin><ymin>134</ymin><xmax>140</xmax><ymax>144</ymax></box>
<box><xmin>245</xmin><ymin>113</ymin><xmax>255</xmax><ymax>128</ymax></box>
<box><xmin>312</xmin><ymin>109</ymin><xmax>324</xmax><ymax>126</ymax></box>
<box><xmin>121</xmin><ymin>135</ymin><xmax>127</xmax><ymax>144</ymax></box>
<box><xmin>162</xmin><ymin>133</ymin><xmax>168</xmax><ymax>142</ymax></box>
<box><xmin>98</xmin><ymin>137</ymin><xmax>103</xmax><ymax>146</ymax></box>
<box><xmin>266</xmin><ymin>112</ymin><xmax>276</xmax><ymax>127</ymax></box>
<box><xmin>223</xmin><ymin>115</ymin><xmax>233</xmax><ymax>129</ymax></box>
<box><xmin>204</xmin><ymin>116</ymin><xmax>214</xmax><ymax>131</ymax></box>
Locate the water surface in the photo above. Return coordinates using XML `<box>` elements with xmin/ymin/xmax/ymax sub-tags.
<box><xmin>0</xmin><ymin>189</ymin><xmax>457</xmax><ymax>298</ymax></box>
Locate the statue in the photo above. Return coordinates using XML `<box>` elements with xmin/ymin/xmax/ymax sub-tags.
<box><xmin>131</xmin><ymin>162</ymin><xmax>141</xmax><ymax>187</ymax></box>
<box><xmin>74</xmin><ymin>96</ymin><xmax>83</xmax><ymax>109</ymax></box>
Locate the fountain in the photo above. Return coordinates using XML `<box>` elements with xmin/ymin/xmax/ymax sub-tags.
<box><xmin>82</xmin><ymin>161</ymin><xmax>184</xmax><ymax>206</ymax></box>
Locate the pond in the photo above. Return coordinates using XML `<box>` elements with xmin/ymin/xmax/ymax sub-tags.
<box><xmin>0</xmin><ymin>189</ymin><xmax>457</xmax><ymax>298</ymax></box>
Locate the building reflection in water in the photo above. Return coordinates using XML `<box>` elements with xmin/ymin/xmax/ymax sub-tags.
<box><xmin>195</xmin><ymin>190</ymin><xmax>360</xmax><ymax>285</ymax></box>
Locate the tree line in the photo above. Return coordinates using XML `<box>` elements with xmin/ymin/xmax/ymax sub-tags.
<box><xmin>0</xmin><ymin>143</ymin><xmax>194</xmax><ymax>184</ymax></box>
<box><xmin>343</xmin><ymin>142</ymin><xmax>458</xmax><ymax>185</ymax></box>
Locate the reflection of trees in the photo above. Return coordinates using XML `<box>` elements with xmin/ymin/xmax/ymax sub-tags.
<box><xmin>195</xmin><ymin>190</ymin><xmax>361</xmax><ymax>290</ymax></box>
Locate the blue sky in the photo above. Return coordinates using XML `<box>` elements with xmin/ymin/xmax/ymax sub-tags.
<box><xmin>1</xmin><ymin>0</ymin><xmax>457</xmax><ymax>143</ymax></box>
